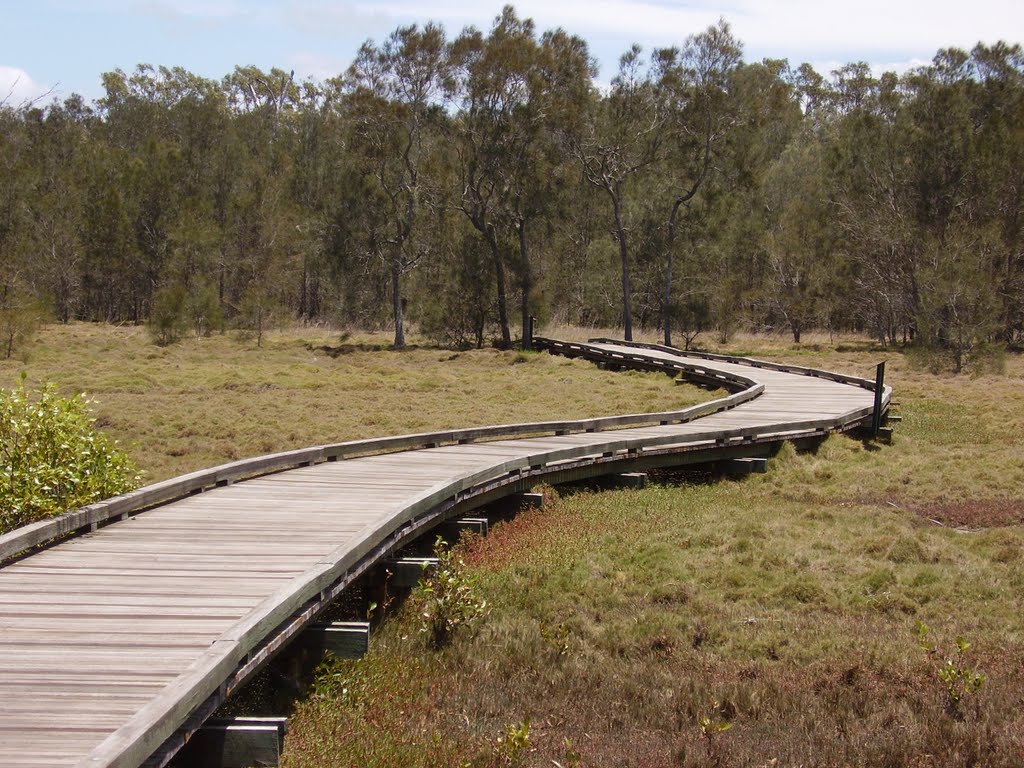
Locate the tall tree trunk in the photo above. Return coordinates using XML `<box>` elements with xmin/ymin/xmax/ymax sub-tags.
<box><xmin>488</xmin><ymin>228</ymin><xmax>512</xmax><ymax>349</ymax></box>
<box><xmin>663</xmin><ymin>199</ymin><xmax>685</xmax><ymax>347</ymax></box>
<box><xmin>517</xmin><ymin>219</ymin><xmax>531</xmax><ymax>349</ymax></box>
<box><xmin>612</xmin><ymin>192</ymin><xmax>633</xmax><ymax>342</ymax></box>
<box><xmin>391</xmin><ymin>258</ymin><xmax>405</xmax><ymax>348</ymax></box>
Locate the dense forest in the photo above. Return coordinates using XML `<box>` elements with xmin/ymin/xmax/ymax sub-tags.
<box><xmin>1</xmin><ymin>7</ymin><xmax>1021</xmax><ymax>370</ymax></box>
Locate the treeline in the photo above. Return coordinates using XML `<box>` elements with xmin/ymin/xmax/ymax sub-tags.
<box><xmin>1</xmin><ymin>7</ymin><xmax>1021</xmax><ymax>369</ymax></box>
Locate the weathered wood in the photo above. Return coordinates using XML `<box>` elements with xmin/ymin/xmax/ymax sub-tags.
<box><xmin>722</xmin><ymin>457</ymin><xmax>769</xmax><ymax>476</ymax></box>
<box><xmin>385</xmin><ymin>557</ymin><xmax>439</xmax><ymax>588</ymax></box>
<box><xmin>611</xmin><ymin>472</ymin><xmax>649</xmax><ymax>489</ymax></box>
<box><xmin>436</xmin><ymin>516</ymin><xmax>489</xmax><ymax>541</ymax></box>
<box><xmin>173</xmin><ymin>717</ymin><xmax>286</xmax><ymax>768</ymax></box>
<box><xmin>306</xmin><ymin>621</ymin><xmax>370</xmax><ymax>660</ymax></box>
<box><xmin>0</xmin><ymin>336</ymin><xmax>888</xmax><ymax>768</ymax></box>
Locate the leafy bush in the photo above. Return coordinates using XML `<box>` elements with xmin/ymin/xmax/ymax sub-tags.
<box><xmin>416</xmin><ymin>536</ymin><xmax>488</xmax><ymax>648</ymax></box>
<box><xmin>1</xmin><ymin>378</ymin><xmax>141</xmax><ymax>533</ymax></box>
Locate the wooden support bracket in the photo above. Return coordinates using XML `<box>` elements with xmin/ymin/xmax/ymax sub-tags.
<box><xmin>386</xmin><ymin>557</ymin><xmax>438</xmax><ymax>588</ymax></box>
<box><xmin>723</xmin><ymin>457</ymin><xmax>768</xmax><ymax>476</ymax></box>
<box><xmin>177</xmin><ymin>717</ymin><xmax>287</xmax><ymax>768</ymax></box>
<box><xmin>611</xmin><ymin>472</ymin><xmax>648</xmax><ymax>489</ymax></box>
<box><xmin>436</xmin><ymin>516</ymin><xmax>489</xmax><ymax>541</ymax></box>
<box><xmin>306</xmin><ymin>621</ymin><xmax>370</xmax><ymax>660</ymax></box>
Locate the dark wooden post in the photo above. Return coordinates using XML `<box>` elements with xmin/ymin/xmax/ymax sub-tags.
<box><xmin>871</xmin><ymin>361</ymin><xmax>886</xmax><ymax>438</ymax></box>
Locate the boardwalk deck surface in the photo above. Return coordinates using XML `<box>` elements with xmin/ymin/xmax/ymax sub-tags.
<box><xmin>0</xmin><ymin>341</ymin><xmax>883</xmax><ymax>768</ymax></box>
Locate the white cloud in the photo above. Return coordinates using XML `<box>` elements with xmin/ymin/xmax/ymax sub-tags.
<box><xmin>289</xmin><ymin>51</ymin><xmax>351</xmax><ymax>81</ymax></box>
<box><xmin>285</xmin><ymin>0</ymin><xmax>398</xmax><ymax>39</ymax></box>
<box><xmin>0</xmin><ymin>66</ymin><xmax>55</xmax><ymax>107</ymax></box>
<box><xmin>343</xmin><ymin>0</ymin><xmax>1023</xmax><ymax>62</ymax></box>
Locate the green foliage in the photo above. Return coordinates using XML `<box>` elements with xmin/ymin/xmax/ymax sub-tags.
<box><xmin>918</xmin><ymin>622</ymin><xmax>986</xmax><ymax>718</ymax></box>
<box><xmin>4</xmin><ymin>23</ymin><xmax>1023</xmax><ymax>357</ymax></box>
<box><xmin>698</xmin><ymin>700</ymin><xmax>734</xmax><ymax>738</ymax></box>
<box><xmin>0</xmin><ymin>378</ymin><xmax>141</xmax><ymax>533</ymax></box>
<box><xmin>416</xmin><ymin>536</ymin><xmax>489</xmax><ymax>649</ymax></box>
<box><xmin>494</xmin><ymin>719</ymin><xmax>531</xmax><ymax>767</ymax></box>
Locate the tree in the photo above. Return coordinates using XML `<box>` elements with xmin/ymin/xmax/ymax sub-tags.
<box><xmin>450</xmin><ymin>8</ymin><xmax>594</xmax><ymax>347</ymax></box>
<box><xmin>761</xmin><ymin>134</ymin><xmax>832</xmax><ymax>342</ymax></box>
<box><xmin>339</xmin><ymin>23</ymin><xmax>450</xmax><ymax>348</ymax></box>
<box><xmin>574</xmin><ymin>45</ymin><xmax>665</xmax><ymax>341</ymax></box>
<box><xmin>655</xmin><ymin>19</ymin><xmax>741</xmax><ymax>346</ymax></box>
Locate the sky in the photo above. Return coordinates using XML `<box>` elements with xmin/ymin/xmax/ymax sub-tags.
<box><xmin>2</xmin><ymin>0</ymin><xmax>1022</xmax><ymax>106</ymax></box>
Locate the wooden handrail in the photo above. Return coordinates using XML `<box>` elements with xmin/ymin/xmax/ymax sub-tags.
<box><xmin>0</xmin><ymin>344</ymin><xmax>761</xmax><ymax>566</ymax></box>
<box><xmin>57</xmin><ymin>338</ymin><xmax>884</xmax><ymax>768</ymax></box>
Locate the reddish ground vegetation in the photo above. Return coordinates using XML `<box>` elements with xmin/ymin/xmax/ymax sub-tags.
<box><xmin>912</xmin><ymin>499</ymin><xmax>1024</xmax><ymax>529</ymax></box>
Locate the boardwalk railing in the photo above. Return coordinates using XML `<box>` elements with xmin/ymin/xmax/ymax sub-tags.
<box><xmin>0</xmin><ymin>346</ymin><xmax>761</xmax><ymax>567</ymax></box>
<box><xmin>0</xmin><ymin>339</ymin><xmax>891</xmax><ymax>768</ymax></box>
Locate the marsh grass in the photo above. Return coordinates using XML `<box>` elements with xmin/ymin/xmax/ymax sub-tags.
<box><xmin>0</xmin><ymin>324</ymin><xmax>704</xmax><ymax>482</ymax></box>
<box><xmin>283</xmin><ymin>334</ymin><xmax>1024</xmax><ymax>768</ymax></box>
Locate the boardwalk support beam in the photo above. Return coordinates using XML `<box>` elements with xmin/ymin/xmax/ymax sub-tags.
<box><xmin>611</xmin><ymin>472</ymin><xmax>648</xmax><ymax>489</ymax></box>
<box><xmin>722</xmin><ymin>457</ymin><xmax>768</xmax><ymax>476</ymax></box>
<box><xmin>175</xmin><ymin>717</ymin><xmax>287</xmax><ymax>768</ymax></box>
<box><xmin>386</xmin><ymin>557</ymin><xmax>438</xmax><ymax>588</ymax></box>
<box><xmin>437</xmin><ymin>516</ymin><xmax>489</xmax><ymax>541</ymax></box>
<box><xmin>306</xmin><ymin>621</ymin><xmax>370</xmax><ymax>660</ymax></box>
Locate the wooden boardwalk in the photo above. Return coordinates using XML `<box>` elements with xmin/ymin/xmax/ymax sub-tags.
<box><xmin>0</xmin><ymin>340</ymin><xmax>890</xmax><ymax>768</ymax></box>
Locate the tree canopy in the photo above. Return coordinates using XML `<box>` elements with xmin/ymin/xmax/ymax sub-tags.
<box><xmin>1</xmin><ymin>6</ymin><xmax>1021</xmax><ymax>370</ymax></box>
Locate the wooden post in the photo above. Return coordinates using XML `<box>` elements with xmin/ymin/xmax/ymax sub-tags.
<box><xmin>612</xmin><ymin>472</ymin><xmax>648</xmax><ymax>489</ymax></box>
<box><xmin>437</xmin><ymin>516</ymin><xmax>489</xmax><ymax>541</ymax></box>
<box><xmin>871</xmin><ymin>361</ymin><xmax>886</xmax><ymax>438</ymax></box>
<box><xmin>524</xmin><ymin>315</ymin><xmax>535</xmax><ymax>350</ymax></box>
<box><xmin>722</xmin><ymin>457</ymin><xmax>768</xmax><ymax>476</ymax></box>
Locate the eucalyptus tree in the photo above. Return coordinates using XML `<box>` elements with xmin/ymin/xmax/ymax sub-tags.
<box><xmin>760</xmin><ymin>133</ymin><xmax>832</xmax><ymax>342</ymax></box>
<box><xmin>450</xmin><ymin>7</ymin><xmax>594</xmax><ymax>346</ymax></box>
<box><xmin>573</xmin><ymin>44</ymin><xmax>665</xmax><ymax>341</ymax></box>
<box><xmin>654</xmin><ymin>19</ymin><xmax>741</xmax><ymax>345</ymax></box>
<box><xmin>22</xmin><ymin>95</ymin><xmax>95</xmax><ymax>323</ymax></box>
<box><xmin>0</xmin><ymin>104</ymin><xmax>48</xmax><ymax>355</ymax></box>
<box><xmin>825</xmin><ymin>64</ymin><xmax>916</xmax><ymax>347</ymax></box>
<box><xmin>221</xmin><ymin>66</ymin><xmax>307</xmax><ymax>340</ymax></box>
<box><xmin>336</xmin><ymin>23</ymin><xmax>451</xmax><ymax>348</ymax></box>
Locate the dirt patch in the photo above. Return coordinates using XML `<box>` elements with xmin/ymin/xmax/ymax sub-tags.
<box><xmin>912</xmin><ymin>499</ymin><xmax>1024</xmax><ymax>529</ymax></box>
<box><xmin>306</xmin><ymin>342</ymin><xmax>421</xmax><ymax>356</ymax></box>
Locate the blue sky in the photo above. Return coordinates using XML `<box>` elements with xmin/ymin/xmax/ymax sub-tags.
<box><xmin>3</xmin><ymin>0</ymin><xmax>1022</xmax><ymax>105</ymax></box>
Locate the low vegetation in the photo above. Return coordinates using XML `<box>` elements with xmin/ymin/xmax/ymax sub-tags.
<box><xmin>3</xmin><ymin>323</ymin><xmax>1020</xmax><ymax>764</ymax></box>
<box><xmin>0</xmin><ymin>376</ymin><xmax>140</xmax><ymax>533</ymax></box>
<box><xmin>282</xmin><ymin>334</ymin><xmax>1024</xmax><ymax>768</ymax></box>
<box><xmin>0</xmin><ymin>322</ymin><xmax>706</xmax><ymax>484</ymax></box>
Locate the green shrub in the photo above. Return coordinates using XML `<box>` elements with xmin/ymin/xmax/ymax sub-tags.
<box><xmin>1</xmin><ymin>378</ymin><xmax>141</xmax><ymax>533</ymax></box>
<box><xmin>415</xmin><ymin>537</ymin><xmax>489</xmax><ymax>649</ymax></box>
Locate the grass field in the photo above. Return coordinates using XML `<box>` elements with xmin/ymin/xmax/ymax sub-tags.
<box><xmin>0</xmin><ymin>324</ymin><xmax>706</xmax><ymax>482</ymax></box>
<box><xmin>4</xmin><ymin>323</ymin><xmax>1022</xmax><ymax>766</ymax></box>
<box><xmin>278</xmin><ymin>330</ymin><xmax>1024</xmax><ymax>768</ymax></box>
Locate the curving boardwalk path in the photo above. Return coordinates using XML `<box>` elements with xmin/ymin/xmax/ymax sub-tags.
<box><xmin>0</xmin><ymin>340</ymin><xmax>889</xmax><ymax>768</ymax></box>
